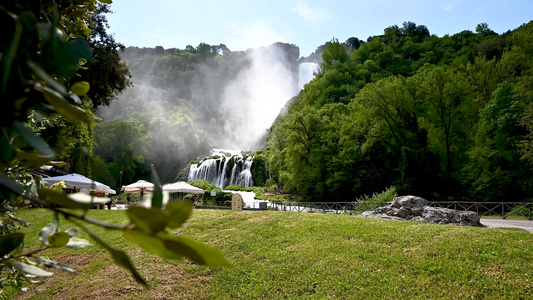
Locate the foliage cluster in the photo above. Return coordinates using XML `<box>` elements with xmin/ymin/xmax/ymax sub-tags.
<box><xmin>354</xmin><ymin>186</ymin><xmax>398</xmax><ymax>210</ymax></box>
<box><xmin>0</xmin><ymin>0</ymin><xmax>229</xmax><ymax>294</ymax></box>
<box><xmin>188</xmin><ymin>180</ymin><xmax>233</xmax><ymax>204</ymax></box>
<box><xmin>264</xmin><ymin>21</ymin><xmax>533</xmax><ymax>202</ymax></box>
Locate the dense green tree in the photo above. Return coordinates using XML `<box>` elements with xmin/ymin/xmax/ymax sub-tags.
<box><xmin>417</xmin><ymin>66</ymin><xmax>473</xmax><ymax>189</ymax></box>
<box><xmin>464</xmin><ymin>83</ymin><xmax>532</xmax><ymax>201</ymax></box>
<box><xmin>322</xmin><ymin>39</ymin><xmax>349</xmax><ymax>71</ymax></box>
<box><xmin>78</xmin><ymin>3</ymin><xmax>132</xmax><ymax>110</ymax></box>
<box><xmin>93</xmin><ymin>119</ymin><xmax>149</xmax><ymax>188</ymax></box>
<box><xmin>355</xmin><ymin>75</ymin><xmax>438</xmax><ymax>197</ymax></box>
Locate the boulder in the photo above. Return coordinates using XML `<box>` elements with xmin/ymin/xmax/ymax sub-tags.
<box><xmin>360</xmin><ymin>195</ymin><xmax>481</xmax><ymax>226</ymax></box>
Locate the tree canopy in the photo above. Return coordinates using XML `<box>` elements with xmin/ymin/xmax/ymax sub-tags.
<box><xmin>263</xmin><ymin>21</ymin><xmax>533</xmax><ymax>202</ymax></box>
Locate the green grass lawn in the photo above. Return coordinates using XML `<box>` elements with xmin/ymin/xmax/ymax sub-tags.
<box><xmin>8</xmin><ymin>208</ymin><xmax>533</xmax><ymax>299</ymax></box>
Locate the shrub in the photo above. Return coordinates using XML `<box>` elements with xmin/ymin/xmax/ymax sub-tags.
<box><xmin>355</xmin><ymin>186</ymin><xmax>397</xmax><ymax>210</ymax></box>
<box><xmin>225</xmin><ymin>185</ymin><xmax>244</xmax><ymax>191</ymax></box>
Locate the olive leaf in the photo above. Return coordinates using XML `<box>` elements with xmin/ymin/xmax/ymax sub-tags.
<box><xmin>39</xmin><ymin>223</ymin><xmax>57</xmax><ymax>246</ymax></box>
<box><xmin>36</xmin><ymin>257</ymin><xmax>75</xmax><ymax>273</ymax></box>
<box><xmin>70</xmin><ymin>81</ymin><xmax>90</xmax><ymax>96</ymax></box>
<box><xmin>11</xmin><ymin>261</ymin><xmax>53</xmax><ymax>277</ymax></box>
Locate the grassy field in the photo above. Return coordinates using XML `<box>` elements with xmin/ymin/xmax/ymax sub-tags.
<box><xmin>8</xmin><ymin>208</ymin><xmax>533</xmax><ymax>299</ymax></box>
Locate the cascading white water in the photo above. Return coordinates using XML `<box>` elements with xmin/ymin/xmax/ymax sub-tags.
<box><xmin>188</xmin><ymin>150</ymin><xmax>254</xmax><ymax>188</ymax></box>
<box><xmin>187</xmin><ymin>157</ymin><xmax>226</xmax><ymax>187</ymax></box>
<box><xmin>298</xmin><ymin>62</ymin><xmax>320</xmax><ymax>90</ymax></box>
<box><xmin>189</xmin><ymin>63</ymin><xmax>319</xmax><ymax>188</ymax></box>
<box><xmin>230</xmin><ymin>156</ymin><xmax>254</xmax><ymax>187</ymax></box>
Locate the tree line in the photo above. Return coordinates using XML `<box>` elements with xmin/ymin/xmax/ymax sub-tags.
<box><xmin>263</xmin><ymin>21</ymin><xmax>533</xmax><ymax>202</ymax></box>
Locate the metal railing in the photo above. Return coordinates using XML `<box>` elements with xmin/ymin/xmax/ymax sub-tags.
<box><xmin>196</xmin><ymin>200</ymin><xmax>533</xmax><ymax>220</ymax></box>
<box><xmin>428</xmin><ymin>201</ymin><xmax>532</xmax><ymax>220</ymax></box>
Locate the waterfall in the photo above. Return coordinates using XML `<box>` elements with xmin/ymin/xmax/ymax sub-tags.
<box><xmin>229</xmin><ymin>156</ymin><xmax>254</xmax><ymax>187</ymax></box>
<box><xmin>235</xmin><ymin>156</ymin><xmax>254</xmax><ymax>187</ymax></box>
<box><xmin>298</xmin><ymin>62</ymin><xmax>320</xmax><ymax>90</ymax></box>
<box><xmin>188</xmin><ymin>150</ymin><xmax>255</xmax><ymax>188</ymax></box>
<box><xmin>187</xmin><ymin>157</ymin><xmax>226</xmax><ymax>187</ymax></box>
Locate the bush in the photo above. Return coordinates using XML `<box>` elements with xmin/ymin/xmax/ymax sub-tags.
<box><xmin>225</xmin><ymin>185</ymin><xmax>244</xmax><ymax>191</ymax></box>
<box><xmin>250</xmin><ymin>155</ymin><xmax>267</xmax><ymax>186</ymax></box>
<box><xmin>354</xmin><ymin>186</ymin><xmax>397</xmax><ymax>209</ymax></box>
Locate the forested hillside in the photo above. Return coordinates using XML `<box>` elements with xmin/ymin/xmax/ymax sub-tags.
<box><xmin>263</xmin><ymin>21</ymin><xmax>533</xmax><ymax>202</ymax></box>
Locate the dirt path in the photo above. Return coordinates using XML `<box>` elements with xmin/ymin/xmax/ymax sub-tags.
<box><xmin>480</xmin><ymin>218</ymin><xmax>533</xmax><ymax>233</ymax></box>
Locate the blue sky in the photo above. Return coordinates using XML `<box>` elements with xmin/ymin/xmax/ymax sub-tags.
<box><xmin>106</xmin><ymin>0</ymin><xmax>533</xmax><ymax>57</ymax></box>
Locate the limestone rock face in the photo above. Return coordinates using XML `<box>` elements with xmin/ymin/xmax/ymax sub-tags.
<box><xmin>360</xmin><ymin>195</ymin><xmax>481</xmax><ymax>226</ymax></box>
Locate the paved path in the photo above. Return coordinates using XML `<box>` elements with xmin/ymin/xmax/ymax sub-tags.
<box><xmin>480</xmin><ymin>218</ymin><xmax>533</xmax><ymax>233</ymax></box>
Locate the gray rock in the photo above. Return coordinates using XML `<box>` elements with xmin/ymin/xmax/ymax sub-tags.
<box><xmin>391</xmin><ymin>195</ymin><xmax>428</xmax><ymax>208</ymax></box>
<box><xmin>361</xmin><ymin>195</ymin><xmax>481</xmax><ymax>226</ymax></box>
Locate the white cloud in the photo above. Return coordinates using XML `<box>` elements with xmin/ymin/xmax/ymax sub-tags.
<box><xmin>291</xmin><ymin>2</ymin><xmax>330</xmax><ymax>25</ymax></box>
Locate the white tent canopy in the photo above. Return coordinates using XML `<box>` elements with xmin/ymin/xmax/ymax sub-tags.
<box><xmin>121</xmin><ymin>180</ymin><xmax>154</xmax><ymax>194</ymax></box>
<box><xmin>162</xmin><ymin>181</ymin><xmax>204</xmax><ymax>194</ymax></box>
<box><xmin>43</xmin><ymin>173</ymin><xmax>115</xmax><ymax>195</ymax></box>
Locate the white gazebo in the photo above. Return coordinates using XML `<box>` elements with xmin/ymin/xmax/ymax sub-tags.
<box><xmin>162</xmin><ymin>181</ymin><xmax>204</xmax><ymax>194</ymax></box>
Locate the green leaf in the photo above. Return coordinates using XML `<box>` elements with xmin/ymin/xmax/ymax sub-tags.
<box><xmin>41</xmin><ymin>86</ymin><xmax>89</xmax><ymax>124</ymax></box>
<box><xmin>0</xmin><ymin>233</ymin><xmax>25</xmax><ymax>257</ymax></box>
<box><xmin>38</xmin><ymin>188</ymin><xmax>91</xmax><ymax>210</ymax></box>
<box><xmin>126</xmin><ymin>206</ymin><xmax>169</xmax><ymax>234</ymax></box>
<box><xmin>70</xmin><ymin>81</ymin><xmax>90</xmax><ymax>96</ymax></box>
<box><xmin>0</xmin><ymin>173</ymin><xmax>24</xmax><ymax>195</ymax></box>
<box><xmin>13</xmin><ymin>121</ymin><xmax>55</xmax><ymax>156</ymax></box>
<box><xmin>100</xmin><ymin>0</ymin><xmax>113</xmax><ymax>4</ymax></box>
<box><xmin>1</xmin><ymin>12</ymin><xmax>21</xmax><ymax>93</ymax></box>
<box><xmin>160</xmin><ymin>233</ymin><xmax>232</xmax><ymax>267</ymax></box>
<box><xmin>79</xmin><ymin>222</ymin><xmax>147</xmax><ymax>286</ymax></box>
<box><xmin>150</xmin><ymin>165</ymin><xmax>163</xmax><ymax>209</ymax></box>
<box><xmin>36</xmin><ymin>257</ymin><xmax>75</xmax><ymax>273</ymax></box>
<box><xmin>15</xmin><ymin>150</ymin><xmax>56</xmax><ymax>169</ymax></box>
<box><xmin>53</xmin><ymin>39</ymin><xmax>92</xmax><ymax>77</ymax></box>
<box><xmin>39</xmin><ymin>223</ymin><xmax>57</xmax><ymax>246</ymax></box>
<box><xmin>11</xmin><ymin>261</ymin><xmax>53</xmax><ymax>277</ymax></box>
<box><xmin>165</xmin><ymin>200</ymin><xmax>193</xmax><ymax>229</ymax></box>
<box><xmin>48</xmin><ymin>231</ymin><xmax>70</xmax><ymax>247</ymax></box>
<box><xmin>53</xmin><ymin>211</ymin><xmax>60</xmax><ymax>228</ymax></box>
<box><xmin>123</xmin><ymin>230</ymin><xmax>232</xmax><ymax>267</ymax></box>
<box><xmin>123</xmin><ymin>230</ymin><xmax>181</xmax><ymax>259</ymax></box>
<box><xmin>65</xmin><ymin>237</ymin><xmax>91</xmax><ymax>249</ymax></box>
<box><xmin>27</xmin><ymin>61</ymin><xmax>67</xmax><ymax>94</ymax></box>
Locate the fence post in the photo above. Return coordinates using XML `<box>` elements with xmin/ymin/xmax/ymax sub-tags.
<box><xmin>529</xmin><ymin>202</ymin><xmax>532</xmax><ymax>220</ymax></box>
<box><xmin>502</xmin><ymin>203</ymin><xmax>505</xmax><ymax>219</ymax></box>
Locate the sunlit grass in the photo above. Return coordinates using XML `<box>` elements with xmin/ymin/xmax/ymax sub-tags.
<box><xmin>10</xmin><ymin>208</ymin><xmax>533</xmax><ymax>299</ymax></box>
